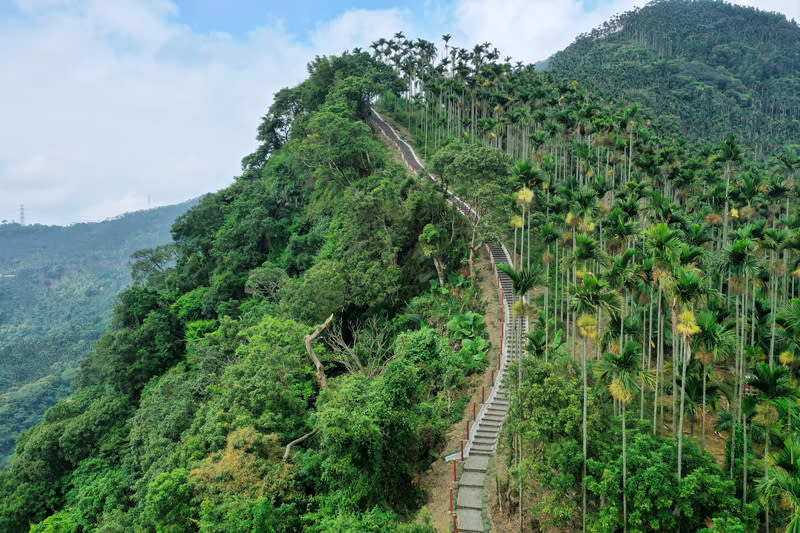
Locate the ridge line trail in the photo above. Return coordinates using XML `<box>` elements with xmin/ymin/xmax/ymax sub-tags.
<box><xmin>371</xmin><ymin>110</ymin><xmax>506</xmax><ymax>532</ymax></box>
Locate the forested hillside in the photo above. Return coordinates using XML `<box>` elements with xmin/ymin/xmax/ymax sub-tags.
<box><xmin>0</xmin><ymin>52</ymin><xmax>490</xmax><ymax>532</ymax></box>
<box><xmin>3</xmin><ymin>2</ymin><xmax>800</xmax><ymax>531</ymax></box>
<box><xmin>0</xmin><ymin>201</ymin><xmax>195</xmax><ymax>348</ymax></box>
<box><xmin>373</xmin><ymin>16</ymin><xmax>799</xmax><ymax>530</ymax></box>
<box><xmin>0</xmin><ymin>201</ymin><xmax>195</xmax><ymax>465</ymax></box>
<box><xmin>547</xmin><ymin>0</ymin><xmax>800</xmax><ymax>158</ymax></box>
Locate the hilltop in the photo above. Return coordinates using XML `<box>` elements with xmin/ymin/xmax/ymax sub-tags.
<box><xmin>2</xmin><ymin>5</ymin><xmax>800</xmax><ymax>531</ymax></box>
<box><xmin>547</xmin><ymin>0</ymin><xmax>800</xmax><ymax>156</ymax></box>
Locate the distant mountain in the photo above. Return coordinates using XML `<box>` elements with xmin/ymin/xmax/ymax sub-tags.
<box><xmin>0</xmin><ymin>199</ymin><xmax>196</xmax><ymax>464</ymax></box>
<box><xmin>547</xmin><ymin>0</ymin><xmax>800</xmax><ymax>156</ymax></box>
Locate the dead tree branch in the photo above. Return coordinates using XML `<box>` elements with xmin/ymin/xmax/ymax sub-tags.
<box><xmin>306</xmin><ymin>313</ymin><xmax>333</xmax><ymax>389</ymax></box>
<box><xmin>282</xmin><ymin>428</ymin><xmax>319</xmax><ymax>461</ymax></box>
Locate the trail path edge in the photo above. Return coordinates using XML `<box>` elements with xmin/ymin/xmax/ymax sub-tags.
<box><xmin>371</xmin><ymin>109</ymin><xmax>528</xmax><ymax>532</ymax></box>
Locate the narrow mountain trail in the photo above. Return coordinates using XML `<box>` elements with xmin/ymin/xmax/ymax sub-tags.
<box><xmin>372</xmin><ymin>109</ymin><xmax>527</xmax><ymax>532</ymax></box>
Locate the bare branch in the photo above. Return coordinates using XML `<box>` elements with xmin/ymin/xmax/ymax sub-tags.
<box><xmin>325</xmin><ymin>320</ymin><xmax>365</xmax><ymax>374</ymax></box>
<box><xmin>306</xmin><ymin>314</ymin><xmax>333</xmax><ymax>389</ymax></box>
<box><xmin>282</xmin><ymin>428</ymin><xmax>319</xmax><ymax>461</ymax></box>
<box><xmin>324</xmin><ymin>316</ymin><xmax>394</xmax><ymax>378</ymax></box>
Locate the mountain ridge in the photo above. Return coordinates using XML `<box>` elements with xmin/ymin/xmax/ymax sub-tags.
<box><xmin>0</xmin><ymin>198</ymin><xmax>197</xmax><ymax>465</ymax></box>
<box><xmin>547</xmin><ymin>0</ymin><xmax>800</xmax><ymax>156</ymax></box>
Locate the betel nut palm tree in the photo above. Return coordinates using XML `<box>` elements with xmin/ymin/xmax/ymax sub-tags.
<box><xmin>570</xmin><ymin>273</ymin><xmax>620</xmax><ymax>532</ymax></box>
<box><xmin>597</xmin><ymin>340</ymin><xmax>654</xmax><ymax>533</ymax></box>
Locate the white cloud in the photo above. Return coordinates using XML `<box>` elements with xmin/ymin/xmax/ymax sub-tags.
<box><xmin>452</xmin><ymin>0</ymin><xmax>640</xmax><ymax>64</ymax></box>
<box><xmin>80</xmin><ymin>191</ymin><xmax>152</xmax><ymax>220</ymax></box>
<box><xmin>2</xmin><ymin>0</ymin><xmax>794</xmax><ymax>225</ymax></box>
<box><xmin>0</xmin><ymin>2</ymin><xmax>418</xmax><ymax>225</ymax></box>
<box><xmin>451</xmin><ymin>0</ymin><xmax>798</xmax><ymax>64</ymax></box>
<box><xmin>310</xmin><ymin>8</ymin><xmax>415</xmax><ymax>56</ymax></box>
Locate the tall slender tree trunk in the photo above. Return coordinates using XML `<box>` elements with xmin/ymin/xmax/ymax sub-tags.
<box><xmin>677</xmin><ymin>335</ymin><xmax>690</xmax><ymax>485</ymax></box>
<box><xmin>730</xmin><ymin>294</ymin><xmax>739</xmax><ymax>479</ymax></box>
<box><xmin>743</xmin><ymin>419</ymin><xmax>748</xmax><ymax>508</ymax></box>
<box><xmin>765</xmin><ymin>426</ymin><xmax>770</xmax><ymax>533</ymax></box>
<box><xmin>545</xmin><ymin>256</ymin><xmax>550</xmax><ymax>362</ymax></box>
<box><xmin>702</xmin><ymin>363</ymin><xmax>708</xmax><ymax>451</ymax></box>
<box><xmin>622</xmin><ymin>403</ymin><xmax>628</xmax><ymax>533</ymax></box>
<box><xmin>582</xmin><ymin>336</ymin><xmax>588</xmax><ymax>533</ymax></box>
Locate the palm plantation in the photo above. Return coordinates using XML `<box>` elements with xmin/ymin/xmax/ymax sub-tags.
<box><xmin>371</xmin><ymin>15</ymin><xmax>800</xmax><ymax>529</ymax></box>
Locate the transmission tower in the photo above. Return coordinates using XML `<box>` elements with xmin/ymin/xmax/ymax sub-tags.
<box><xmin>19</xmin><ymin>204</ymin><xmax>24</xmax><ymax>226</ymax></box>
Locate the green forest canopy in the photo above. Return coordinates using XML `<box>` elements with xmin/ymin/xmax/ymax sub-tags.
<box><xmin>2</xmin><ymin>1</ymin><xmax>800</xmax><ymax>530</ymax></box>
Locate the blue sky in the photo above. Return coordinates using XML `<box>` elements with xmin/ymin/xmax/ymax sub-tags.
<box><xmin>172</xmin><ymin>0</ymin><xmax>423</xmax><ymax>37</ymax></box>
<box><xmin>1</xmin><ymin>0</ymin><xmax>797</xmax><ymax>225</ymax></box>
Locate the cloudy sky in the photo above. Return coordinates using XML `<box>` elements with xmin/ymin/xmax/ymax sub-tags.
<box><xmin>1</xmin><ymin>0</ymin><xmax>797</xmax><ymax>225</ymax></box>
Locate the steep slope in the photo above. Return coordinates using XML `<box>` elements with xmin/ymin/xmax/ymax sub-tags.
<box><xmin>547</xmin><ymin>0</ymin><xmax>800</xmax><ymax>156</ymax></box>
<box><xmin>0</xmin><ymin>200</ymin><xmax>196</xmax><ymax>465</ymax></box>
<box><xmin>0</xmin><ymin>52</ymin><xmax>489</xmax><ymax>533</ymax></box>
<box><xmin>374</xmin><ymin>25</ymin><xmax>800</xmax><ymax>530</ymax></box>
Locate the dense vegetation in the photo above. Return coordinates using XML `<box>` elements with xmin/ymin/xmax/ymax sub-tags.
<box><xmin>0</xmin><ymin>201</ymin><xmax>195</xmax><ymax>466</ymax></box>
<box><xmin>0</xmin><ymin>202</ymin><xmax>195</xmax><ymax>347</ymax></box>
<box><xmin>0</xmin><ymin>51</ymin><xmax>492</xmax><ymax>531</ymax></box>
<box><xmin>371</xmin><ymin>5</ymin><xmax>800</xmax><ymax>528</ymax></box>
<box><xmin>547</xmin><ymin>0</ymin><xmax>800</xmax><ymax>158</ymax></box>
<box><xmin>3</xmin><ymin>1</ymin><xmax>800</xmax><ymax>531</ymax></box>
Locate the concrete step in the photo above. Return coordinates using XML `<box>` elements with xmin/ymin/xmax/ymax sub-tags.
<box><xmin>457</xmin><ymin>508</ymin><xmax>483</xmax><ymax>532</ymax></box>
<box><xmin>463</xmin><ymin>455</ymin><xmax>489</xmax><ymax>471</ymax></box>
<box><xmin>457</xmin><ymin>486</ymin><xmax>483</xmax><ymax>510</ymax></box>
<box><xmin>469</xmin><ymin>448</ymin><xmax>493</xmax><ymax>456</ymax></box>
<box><xmin>459</xmin><ymin>470</ymin><xmax>485</xmax><ymax>488</ymax></box>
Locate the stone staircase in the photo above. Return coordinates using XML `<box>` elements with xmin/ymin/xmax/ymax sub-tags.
<box><xmin>370</xmin><ymin>108</ymin><xmax>528</xmax><ymax>532</ymax></box>
<box><xmin>446</xmin><ymin>244</ymin><xmax>527</xmax><ymax>532</ymax></box>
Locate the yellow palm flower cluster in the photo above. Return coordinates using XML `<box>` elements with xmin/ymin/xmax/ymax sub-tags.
<box><xmin>677</xmin><ymin>309</ymin><xmax>700</xmax><ymax>336</ymax></box>
<box><xmin>577</xmin><ymin>314</ymin><xmax>598</xmax><ymax>340</ymax></box>
<box><xmin>517</xmin><ymin>186</ymin><xmax>534</xmax><ymax>205</ymax></box>
<box><xmin>610</xmin><ymin>377</ymin><xmax>633</xmax><ymax>403</ymax></box>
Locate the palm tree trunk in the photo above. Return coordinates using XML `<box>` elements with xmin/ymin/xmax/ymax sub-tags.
<box><xmin>622</xmin><ymin>402</ymin><xmax>628</xmax><ymax>533</ymax></box>
<box><xmin>643</xmin><ymin>290</ymin><xmax>654</xmax><ymax>420</ymax></box>
<box><xmin>765</xmin><ymin>427</ymin><xmax>770</xmax><ymax>533</ymax></box>
<box><xmin>730</xmin><ymin>296</ymin><xmax>739</xmax><ymax>479</ymax></box>
<box><xmin>702</xmin><ymin>363</ymin><xmax>707</xmax><ymax>451</ymax></box>
<box><xmin>723</xmin><ymin>171</ymin><xmax>731</xmax><ymax>243</ymax></box>
<box><xmin>582</xmin><ymin>336</ymin><xmax>588</xmax><ymax>533</ymax></box>
<box><xmin>672</xmin><ymin>314</ymin><xmax>680</xmax><ymax>438</ymax></box>
<box><xmin>654</xmin><ymin>286</ymin><xmax>663</xmax><ymax>434</ymax></box>
<box><xmin>769</xmin><ymin>256</ymin><xmax>777</xmax><ymax>369</ymax></box>
<box><xmin>545</xmin><ymin>257</ymin><xmax>550</xmax><ymax>362</ymax></box>
<box><xmin>743</xmin><ymin>419</ymin><xmax>748</xmax><ymax>508</ymax></box>
<box><xmin>527</xmin><ymin>206</ymin><xmax>531</xmax><ymax>270</ymax></box>
<box><xmin>677</xmin><ymin>336</ymin><xmax>690</xmax><ymax>485</ymax></box>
